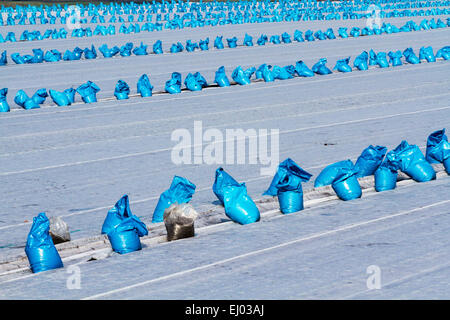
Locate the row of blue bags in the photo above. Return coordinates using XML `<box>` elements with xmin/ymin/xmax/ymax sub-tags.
<box><xmin>24</xmin><ymin>128</ymin><xmax>449</xmax><ymax>273</ymax></box>
<box><xmin>2</xmin><ymin>45</ymin><xmax>448</xmax><ymax>112</ymax></box>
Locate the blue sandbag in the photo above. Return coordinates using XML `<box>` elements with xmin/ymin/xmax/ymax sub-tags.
<box><xmin>114</xmin><ymin>80</ymin><xmax>130</xmax><ymax>100</ymax></box>
<box><xmin>270</xmin><ymin>35</ymin><xmax>281</xmax><ymax>44</ymax></box>
<box><xmin>392</xmin><ymin>140</ymin><xmax>436</xmax><ymax>182</ymax></box>
<box><xmin>101</xmin><ymin>194</ymin><xmax>133</xmax><ymax>235</ymax></box>
<box><xmin>222</xmin><ymin>183</ymin><xmax>260</xmax><ymax>225</ymax></box>
<box><xmin>171</xmin><ymin>42</ymin><xmax>184</xmax><ymax>53</ymax></box>
<box><xmin>212</xmin><ymin>168</ymin><xmax>259</xmax><ymax>224</ymax></box>
<box><xmin>436</xmin><ymin>46</ymin><xmax>450</xmax><ymax>60</ymax></box>
<box><xmin>369</xmin><ymin>49</ymin><xmax>378</xmax><ymax>66</ymax></box>
<box><xmin>281</xmin><ymin>32</ymin><xmax>292</xmax><ymax>43</ymax></box>
<box><xmin>0</xmin><ymin>50</ymin><xmax>7</xmax><ymax>66</ymax></box>
<box><xmin>137</xmin><ymin>74</ymin><xmax>153</xmax><ymax>97</ymax></box>
<box><xmin>84</xmin><ymin>45</ymin><xmax>97</xmax><ymax>59</ymax></box>
<box><xmin>11</xmin><ymin>53</ymin><xmax>25</xmax><ymax>64</ymax></box>
<box><xmin>426</xmin><ymin>129</ymin><xmax>450</xmax><ymax>173</ymax></box>
<box><xmin>120</xmin><ymin>42</ymin><xmax>133</xmax><ymax>57</ymax></box>
<box><xmin>272</xmin><ymin>65</ymin><xmax>295</xmax><ymax>80</ymax></box>
<box><xmin>403</xmin><ymin>48</ymin><xmax>421</xmax><ymax>64</ymax></box>
<box><xmin>293</xmin><ymin>30</ymin><xmax>304</xmax><ymax>42</ymax></box>
<box><xmin>257</xmin><ymin>34</ymin><xmax>268</xmax><ymax>45</ymax></box>
<box><xmin>76</xmin><ymin>81</ymin><xmax>100</xmax><ymax>103</ymax></box>
<box><xmin>304</xmin><ymin>30</ymin><xmax>315</xmax><ymax>42</ymax></box>
<box><xmin>338</xmin><ymin>27</ymin><xmax>349</xmax><ymax>38</ymax></box>
<box><xmin>354</xmin><ymin>145</ymin><xmax>387</xmax><ymax>177</ymax></box>
<box><xmin>214</xmin><ymin>66</ymin><xmax>230</xmax><ymax>87</ymax></box>
<box><xmin>243</xmin><ymin>33</ymin><xmax>253</xmax><ymax>46</ymax></box>
<box><xmin>227</xmin><ymin>37</ymin><xmax>238</xmax><ymax>48</ymax></box>
<box><xmin>214</xmin><ymin>36</ymin><xmax>224</xmax><ymax>49</ymax></box>
<box><xmin>49</xmin><ymin>89</ymin><xmax>72</xmax><ymax>106</ymax></box>
<box><xmin>374</xmin><ymin>155</ymin><xmax>399</xmax><ymax>192</ymax></box>
<box><xmin>186</xmin><ymin>40</ymin><xmax>199</xmax><ymax>52</ymax></box>
<box><xmin>199</xmin><ymin>38</ymin><xmax>209</xmax><ymax>51</ymax></box>
<box><xmin>354</xmin><ymin>51</ymin><xmax>369</xmax><ymax>70</ymax></box>
<box><xmin>14</xmin><ymin>90</ymin><xmax>40</xmax><ymax>109</ymax></box>
<box><xmin>264</xmin><ymin>158</ymin><xmax>312</xmax><ymax>214</ymax></box>
<box><xmin>312</xmin><ymin>58</ymin><xmax>332</xmax><ymax>75</ymax></box>
<box><xmin>185</xmin><ymin>73</ymin><xmax>203</xmax><ymax>91</ymax></box>
<box><xmin>133</xmin><ymin>42</ymin><xmax>148</xmax><ymax>55</ymax></box>
<box><xmin>388</xmin><ymin>50</ymin><xmax>403</xmax><ymax>66</ymax></box>
<box><xmin>212</xmin><ymin>167</ymin><xmax>240</xmax><ymax>205</ymax></box>
<box><xmin>256</xmin><ymin>64</ymin><xmax>274</xmax><ymax>82</ymax></box>
<box><xmin>25</xmin><ymin>212</ymin><xmax>64</xmax><ymax>273</ymax></box>
<box><xmin>331</xmin><ymin>167</ymin><xmax>362</xmax><ymax>201</ymax></box>
<box><xmin>314</xmin><ymin>30</ymin><xmax>327</xmax><ymax>40</ymax></box>
<box><xmin>165</xmin><ymin>72</ymin><xmax>182</xmax><ymax>94</ymax></box>
<box><xmin>152</xmin><ymin>176</ymin><xmax>196</xmax><ymax>223</ymax></box>
<box><xmin>232</xmin><ymin>65</ymin><xmax>251</xmax><ymax>85</ymax></box>
<box><xmin>295</xmin><ymin>61</ymin><xmax>314</xmax><ymax>77</ymax></box>
<box><xmin>99</xmin><ymin>44</ymin><xmax>119</xmax><ymax>58</ymax></box>
<box><xmin>0</xmin><ymin>88</ymin><xmax>10</xmax><ymax>112</ymax></box>
<box><xmin>419</xmin><ymin>46</ymin><xmax>436</xmax><ymax>62</ymax></box>
<box><xmin>44</xmin><ymin>49</ymin><xmax>62</xmax><ymax>62</ymax></box>
<box><xmin>153</xmin><ymin>40</ymin><xmax>163</xmax><ymax>54</ymax></box>
<box><xmin>334</xmin><ymin>57</ymin><xmax>352</xmax><ymax>72</ymax></box>
<box><xmin>314</xmin><ymin>160</ymin><xmax>354</xmax><ymax>187</ymax></box>
<box><xmin>325</xmin><ymin>28</ymin><xmax>336</xmax><ymax>39</ymax></box>
<box><xmin>376</xmin><ymin>52</ymin><xmax>389</xmax><ymax>68</ymax></box>
<box><xmin>107</xmin><ymin>215</ymin><xmax>148</xmax><ymax>254</ymax></box>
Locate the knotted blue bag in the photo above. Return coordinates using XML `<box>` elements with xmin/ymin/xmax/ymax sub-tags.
<box><xmin>133</xmin><ymin>42</ymin><xmax>148</xmax><ymax>56</ymax></box>
<box><xmin>101</xmin><ymin>194</ymin><xmax>133</xmax><ymax>235</ymax></box>
<box><xmin>185</xmin><ymin>72</ymin><xmax>206</xmax><ymax>91</ymax></box>
<box><xmin>0</xmin><ymin>88</ymin><xmax>10</xmax><ymax>112</ymax></box>
<box><xmin>293</xmin><ymin>30</ymin><xmax>304</xmax><ymax>42</ymax></box>
<box><xmin>213</xmin><ymin>168</ymin><xmax>259</xmax><ymax>224</ymax></box>
<box><xmin>436</xmin><ymin>46</ymin><xmax>450</xmax><ymax>60</ymax></box>
<box><xmin>354</xmin><ymin>51</ymin><xmax>369</xmax><ymax>70</ymax></box>
<box><xmin>76</xmin><ymin>81</ymin><xmax>100</xmax><ymax>103</ymax></box>
<box><xmin>120</xmin><ymin>42</ymin><xmax>133</xmax><ymax>57</ymax></box>
<box><xmin>388</xmin><ymin>50</ymin><xmax>403</xmax><ymax>66</ymax></box>
<box><xmin>331</xmin><ymin>167</ymin><xmax>362</xmax><ymax>201</ymax></box>
<box><xmin>270</xmin><ymin>35</ymin><xmax>281</xmax><ymax>44</ymax></box>
<box><xmin>312</xmin><ymin>58</ymin><xmax>332</xmax><ymax>75</ymax></box>
<box><xmin>171</xmin><ymin>42</ymin><xmax>184</xmax><ymax>53</ymax></box>
<box><xmin>50</xmin><ymin>89</ymin><xmax>72</xmax><ymax>106</ymax></box>
<box><xmin>314</xmin><ymin>160</ymin><xmax>354</xmax><ymax>187</ymax></box>
<box><xmin>393</xmin><ymin>140</ymin><xmax>436</xmax><ymax>182</ymax></box>
<box><xmin>107</xmin><ymin>216</ymin><xmax>148</xmax><ymax>254</ymax></box>
<box><xmin>165</xmin><ymin>72</ymin><xmax>182</xmax><ymax>94</ymax></box>
<box><xmin>152</xmin><ymin>176</ymin><xmax>196</xmax><ymax>223</ymax></box>
<box><xmin>338</xmin><ymin>27</ymin><xmax>349</xmax><ymax>38</ymax></box>
<box><xmin>281</xmin><ymin>32</ymin><xmax>292</xmax><ymax>43</ymax></box>
<box><xmin>25</xmin><ymin>212</ymin><xmax>64</xmax><ymax>273</ymax></box>
<box><xmin>14</xmin><ymin>90</ymin><xmax>40</xmax><ymax>109</ymax></box>
<box><xmin>264</xmin><ymin>158</ymin><xmax>313</xmax><ymax>214</ymax></box>
<box><xmin>0</xmin><ymin>50</ymin><xmax>6</xmax><ymax>66</ymax></box>
<box><xmin>374</xmin><ymin>154</ymin><xmax>400</xmax><ymax>192</ymax></box>
<box><xmin>369</xmin><ymin>49</ymin><xmax>378</xmax><ymax>66</ymax></box>
<box><xmin>99</xmin><ymin>44</ymin><xmax>119</xmax><ymax>58</ymax></box>
<box><xmin>84</xmin><ymin>45</ymin><xmax>97</xmax><ymax>59</ymax></box>
<box><xmin>419</xmin><ymin>46</ymin><xmax>435</xmax><ymax>62</ymax></box>
<box><xmin>153</xmin><ymin>40</ymin><xmax>163</xmax><ymax>54</ymax></box>
<box><xmin>334</xmin><ymin>57</ymin><xmax>352</xmax><ymax>72</ymax></box>
<box><xmin>354</xmin><ymin>145</ymin><xmax>387</xmax><ymax>178</ymax></box>
<box><xmin>376</xmin><ymin>52</ymin><xmax>389</xmax><ymax>68</ymax></box>
<box><xmin>426</xmin><ymin>129</ymin><xmax>450</xmax><ymax>173</ymax></box>
<box><xmin>227</xmin><ymin>37</ymin><xmax>238</xmax><ymax>48</ymax></box>
<box><xmin>243</xmin><ymin>33</ymin><xmax>253</xmax><ymax>46</ymax></box>
<box><xmin>186</xmin><ymin>40</ymin><xmax>199</xmax><ymax>52</ymax></box>
<box><xmin>214</xmin><ymin>36</ymin><xmax>224</xmax><ymax>49</ymax></box>
<box><xmin>199</xmin><ymin>38</ymin><xmax>209</xmax><ymax>51</ymax></box>
<box><xmin>256</xmin><ymin>64</ymin><xmax>274</xmax><ymax>82</ymax></box>
<box><xmin>114</xmin><ymin>80</ymin><xmax>130</xmax><ymax>100</ymax></box>
<box><xmin>232</xmin><ymin>66</ymin><xmax>251</xmax><ymax>85</ymax></box>
<box><xmin>215</xmin><ymin>66</ymin><xmax>230</xmax><ymax>87</ymax></box>
<box><xmin>44</xmin><ymin>49</ymin><xmax>62</xmax><ymax>62</ymax></box>
<box><xmin>295</xmin><ymin>61</ymin><xmax>314</xmax><ymax>77</ymax></box>
<box><xmin>403</xmin><ymin>48</ymin><xmax>421</xmax><ymax>64</ymax></box>
<box><xmin>272</xmin><ymin>65</ymin><xmax>295</xmax><ymax>80</ymax></box>
<box><xmin>137</xmin><ymin>74</ymin><xmax>153</xmax><ymax>97</ymax></box>
<box><xmin>257</xmin><ymin>34</ymin><xmax>268</xmax><ymax>45</ymax></box>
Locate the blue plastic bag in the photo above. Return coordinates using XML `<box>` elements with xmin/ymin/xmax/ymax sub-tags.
<box><xmin>0</xmin><ymin>50</ymin><xmax>7</xmax><ymax>66</ymax></box>
<box><xmin>334</xmin><ymin>57</ymin><xmax>352</xmax><ymax>72</ymax></box>
<box><xmin>101</xmin><ymin>194</ymin><xmax>133</xmax><ymax>235</ymax></box>
<box><xmin>426</xmin><ymin>129</ymin><xmax>450</xmax><ymax>173</ymax></box>
<box><xmin>376</xmin><ymin>52</ymin><xmax>389</xmax><ymax>68</ymax></box>
<box><xmin>295</xmin><ymin>61</ymin><xmax>314</xmax><ymax>77</ymax></box>
<box><xmin>388</xmin><ymin>50</ymin><xmax>403</xmax><ymax>66</ymax></box>
<box><xmin>354</xmin><ymin>145</ymin><xmax>387</xmax><ymax>177</ymax></box>
<box><xmin>338</xmin><ymin>27</ymin><xmax>349</xmax><ymax>38</ymax></box>
<box><xmin>199</xmin><ymin>38</ymin><xmax>209</xmax><ymax>51</ymax></box>
<box><xmin>107</xmin><ymin>216</ymin><xmax>148</xmax><ymax>254</ymax></box>
<box><xmin>76</xmin><ymin>81</ymin><xmax>100</xmax><ymax>103</ymax></box>
<box><xmin>281</xmin><ymin>32</ymin><xmax>292</xmax><ymax>43</ymax></box>
<box><xmin>170</xmin><ymin>42</ymin><xmax>184</xmax><ymax>53</ymax></box>
<box><xmin>0</xmin><ymin>88</ymin><xmax>10</xmax><ymax>112</ymax></box>
<box><xmin>165</xmin><ymin>72</ymin><xmax>182</xmax><ymax>94</ymax></box>
<box><xmin>419</xmin><ymin>46</ymin><xmax>436</xmax><ymax>62</ymax></box>
<box><xmin>212</xmin><ymin>168</ymin><xmax>259</xmax><ymax>224</ymax></box>
<box><xmin>243</xmin><ymin>33</ymin><xmax>253</xmax><ymax>46</ymax></box>
<box><xmin>99</xmin><ymin>44</ymin><xmax>119</xmax><ymax>58</ymax></box>
<box><xmin>84</xmin><ymin>45</ymin><xmax>97</xmax><ymax>59</ymax></box>
<box><xmin>331</xmin><ymin>167</ymin><xmax>362</xmax><ymax>201</ymax></box>
<box><xmin>369</xmin><ymin>49</ymin><xmax>378</xmax><ymax>66</ymax></box>
<box><xmin>270</xmin><ymin>35</ymin><xmax>281</xmax><ymax>44</ymax></box>
<box><xmin>436</xmin><ymin>46</ymin><xmax>450</xmax><ymax>60</ymax></box>
<box><xmin>257</xmin><ymin>34</ymin><xmax>268</xmax><ymax>45</ymax></box>
<box><xmin>133</xmin><ymin>42</ymin><xmax>148</xmax><ymax>55</ymax></box>
<box><xmin>293</xmin><ymin>30</ymin><xmax>304</xmax><ymax>42</ymax></box>
<box><xmin>49</xmin><ymin>89</ymin><xmax>73</xmax><ymax>106</ymax></box>
<box><xmin>264</xmin><ymin>158</ymin><xmax>313</xmax><ymax>214</ymax></box>
<box><xmin>314</xmin><ymin>160</ymin><xmax>354</xmax><ymax>187</ymax></box>
<box><xmin>312</xmin><ymin>58</ymin><xmax>332</xmax><ymax>75</ymax></box>
<box><xmin>256</xmin><ymin>64</ymin><xmax>274</xmax><ymax>82</ymax></box>
<box><xmin>227</xmin><ymin>37</ymin><xmax>238</xmax><ymax>48</ymax></box>
<box><xmin>392</xmin><ymin>140</ymin><xmax>436</xmax><ymax>182</ymax></box>
<box><xmin>354</xmin><ymin>51</ymin><xmax>369</xmax><ymax>70</ymax></box>
<box><xmin>14</xmin><ymin>90</ymin><xmax>40</xmax><ymax>109</ymax></box>
<box><xmin>25</xmin><ymin>212</ymin><xmax>64</xmax><ymax>273</ymax></box>
<box><xmin>272</xmin><ymin>65</ymin><xmax>295</xmax><ymax>80</ymax></box>
<box><xmin>403</xmin><ymin>48</ymin><xmax>421</xmax><ymax>64</ymax></box>
<box><xmin>44</xmin><ymin>49</ymin><xmax>62</xmax><ymax>62</ymax></box>
<box><xmin>152</xmin><ymin>176</ymin><xmax>196</xmax><ymax>223</ymax></box>
<box><xmin>120</xmin><ymin>42</ymin><xmax>133</xmax><ymax>57</ymax></box>
<box><xmin>232</xmin><ymin>66</ymin><xmax>251</xmax><ymax>85</ymax></box>
<box><xmin>185</xmin><ymin>72</ymin><xmax>207</xmax><ymax>91</ymax></box>
<box><xmin>374</xmin><ymin>155</ymin><xmax>399</xmax><ymax>192</ymax></box>
<box><xmin>114</xmin><ymin>80</ymin><xmax>130</xmax><ymax>100</ymax></box>
<box><xmin>153</xmin><ymin>40</ymin><xmax>163</xmax><ymax>54</ymax></box>
<box><xmin>214</xmin><ymin>36</ymin><xmax>224</xmax><ymax>49</ymax></box>
<box><xmin>137</xmin><ymin>74</ymin><xmax>153</xmax><ymax>97</ymax></box>
<box><xmin>215</xmin><ymin>66</ymin><xmax>230</xmax><ymax>87</ymax></box>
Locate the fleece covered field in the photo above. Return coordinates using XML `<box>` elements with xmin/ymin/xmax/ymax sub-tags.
<box><xmin>0</xmin><ymin>1</ymin><xmax>449</xmax><ymax>299</ymax></box>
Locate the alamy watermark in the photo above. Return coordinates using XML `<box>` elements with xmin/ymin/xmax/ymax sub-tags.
<box><xmin>66</xmin><ymin>264</ymin><xmax>81</xmax><ymax>290</ymax></box>
<box><xmin>66</xmin><ymin>5</ymin><xmax>81</xmax><ymax>30</ymax></box>
<box><xmin>366</xmin><ymin>5</ymin><xmax>382</xmax><ymax>29</ymax></box>
<box><xmin>366</xmin><ymin>265</ymin><xmax>382</xmax><ymax>290</ymax></box>
<box><xmin>171</xmin><ymin>121</ymin><xmax>279</xmax><ymax>176</ymax></box>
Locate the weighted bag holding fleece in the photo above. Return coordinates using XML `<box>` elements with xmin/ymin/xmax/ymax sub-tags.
<box><xmin>152</xmin><ymin>176</ymin><xmax>196</xmax><ymax>223</ymax></box>
<box><xmin>222</xmin><ymin>184</ymin><xmax>260</xmax><ymax>225</ymax></box>
<box><xmin>393</xmin><ymin>140</ymin><xmax>436</xmax><ymax>182</ymax></box>
<box><xmin>314</xmin><ymin>160</ymin><xmax>354</xmax><ymax>187</ymax></box>
<box><xmin>331</xmin><ymin>168</ymin><xmax>362</xmax><ymax>201</ymax></box>
<box><xmin>374</xmin><ymin>164</ymin><xmax>398</xmax><ymax>192</ymax></box>
<box><xmin>101</xmin><ymin>194</ymin><xmax>133</xmax><ymax>235</ymax></box>
<box><xmin>107</xmin><ymin>216</ymin><xmax>148</xmax><ymax>254</ymax></box>
<box><xmin>0</xmin><ymin>88</ymin><xmax>10</xmax><ymax>112</ymax></box>
<box><xmin>215</xmin><ymin>66</ymin><xmax>230</xmax><ymax>87</ymax></box>
<box><xmin>25</xmin><ymin>212</ymin><xmax>64</xmax><ymax>273</ymax></box>
<box><xmin>354</xmin><ymin>145</ymin><xmax>387</xmax><ymax>178</ymax></box>
<box><xmin>426</xmin><ymin>129</ymin><xmax>450</xmax><ymax>173</ymax></box>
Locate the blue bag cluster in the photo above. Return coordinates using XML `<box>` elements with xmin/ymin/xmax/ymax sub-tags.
<box><xmin>426</xmin><ymin>129</ymin><xmax>450</xmax><ymax>173</ymax></box>
<box><xmin>25</xmin><ymin>213</ymin><xmax>64</xmax><ymax>273</ymax></box>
